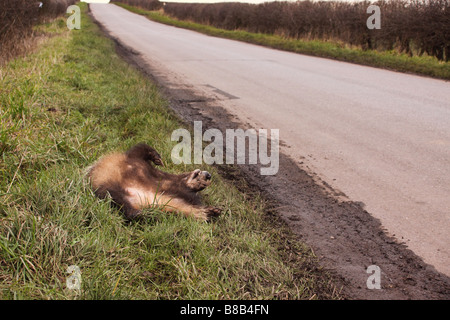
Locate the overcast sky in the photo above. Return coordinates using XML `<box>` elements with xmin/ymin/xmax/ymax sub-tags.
<box><xmin>161</xmin><ymin>0</ymin><xmax>361</xmax><ymax>3</ymax></box>
<box><xmin>83</xmin><ymin>0</ymin><xmax>364</xmax><ymax>4</ymax></box>
<box><xmin>161</xmin><ymin>0</ymin><xmax>362</xmax><ymax>3</ymax></box>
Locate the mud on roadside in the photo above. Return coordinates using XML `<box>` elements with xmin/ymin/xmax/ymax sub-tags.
<box><xmin>91</xmin><ymin>10</ymin><xmax>450</xmax><ymax>299</ymax></box>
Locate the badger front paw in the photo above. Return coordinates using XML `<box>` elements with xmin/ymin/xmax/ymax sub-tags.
<box><xmin>205</xmin><ymin>206</ymin><xmax>222</xmax><ymax>219</ymax></box>
<box><xmin>194</xmin><ymin>206</ymin><xmax>222</xmax><ymax>221</ymax></box>
<box><xmin>186</xmin><ymin>169</ymin><xmax>212</xmax><ymax>191</ymax></box>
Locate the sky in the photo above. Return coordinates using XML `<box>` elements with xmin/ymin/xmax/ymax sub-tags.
<box><xmin>161</xmin><ymin>0</ymin><xmax>359</xmax><ymax>3</ymax></box>
<box><xmin>81</xmin><ymin>0</ymin><xmax>361</xmax><ymax>4</ymax></box>
<box><xmin>81</xmin><ymin>0</ymin><xmax>111</xmax><ymax>3</ymax></box>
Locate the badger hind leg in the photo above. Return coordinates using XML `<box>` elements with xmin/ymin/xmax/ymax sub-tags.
<box><xmin>95</xmin><ymin>185</ymin><xmax>141</xmax><ymax>220</ymax></box>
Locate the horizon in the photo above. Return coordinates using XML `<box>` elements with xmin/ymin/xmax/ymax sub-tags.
<box><xmin>158</xmin><ymin>0</ymin><xmax>363</xmax><ymax>4</ymax></box>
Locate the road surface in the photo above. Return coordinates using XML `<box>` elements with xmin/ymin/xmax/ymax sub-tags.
<box><xmin>89</xmin><ymin>4</ymin><xmax>450</xmax><ymax>296</ymax></box>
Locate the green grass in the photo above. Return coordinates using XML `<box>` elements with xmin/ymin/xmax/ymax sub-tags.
<box><xmin>0</xmin><ymin>3</ymin><xmax>339</xmax><ymax>299</ymax></box>
<box><xmin>116</xmin><ymin>3</ymin><xmax>450</xmax><ymax>81</ymax></box>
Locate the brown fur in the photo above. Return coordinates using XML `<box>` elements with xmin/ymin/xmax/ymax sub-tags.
<box><xmin>88</xmin><ymin>143</ymin><xmax>221</xmax><ymax>221</ymax></box>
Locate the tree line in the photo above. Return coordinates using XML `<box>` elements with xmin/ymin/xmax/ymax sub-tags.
<box><xmin>115</xmin><ymin>0</ymin><xmax>450</xmax><ymax>62</ymax></box>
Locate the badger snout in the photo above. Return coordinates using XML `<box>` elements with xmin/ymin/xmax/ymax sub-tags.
<box><xmin>203</xmin><ymin>171</ymin><xmax>212</xmax><ymax>180</ymax></box>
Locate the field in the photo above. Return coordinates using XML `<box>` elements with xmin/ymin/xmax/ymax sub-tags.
<box><xmin>0</xmin><ymin>2</ymin><xmax>339</xmax><ymax>299</ymax></box>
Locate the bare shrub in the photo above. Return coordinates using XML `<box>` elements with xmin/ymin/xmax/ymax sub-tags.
<box><xmin>116</xmin><ymin>0</ymin><xmax>449</xmax><ymax>61</ymax></box>
<box><xmin>116</xmin><ymin>0</ymin><xmax>162</xmax><ymax>11</ymax></box>
<box><xmin>0</xmin><ymin>0</ymin><xmax>76</xmax><ymax>64</ymax></box>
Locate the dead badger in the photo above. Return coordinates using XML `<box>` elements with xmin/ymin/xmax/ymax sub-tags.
<box><xmin>88</xmin><ymin>143</ymin><xmax>221</xmax><ymax>221</ymax></box>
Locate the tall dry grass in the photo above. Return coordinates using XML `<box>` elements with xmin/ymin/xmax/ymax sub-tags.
<box><xmin>0</xmin><ymin>0</ymin><xmax>76</xmax><ymax>64</ymax></box>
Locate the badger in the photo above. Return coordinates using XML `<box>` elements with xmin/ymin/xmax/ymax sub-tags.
<box><xmin>88</xmin><ymin>143</ymin><xmax>221</xmax><ymax>221</ymax></box>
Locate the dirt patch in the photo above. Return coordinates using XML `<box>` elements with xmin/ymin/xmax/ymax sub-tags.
<box><xmin>91</xmin><ymin>11</ymin><xmax>450</xmax><ymax>299</ymax></box>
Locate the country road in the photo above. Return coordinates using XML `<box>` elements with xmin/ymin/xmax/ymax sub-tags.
<box><xmin>89</xmin><ymin>4</ymin><xmax>450</xmax><ymax>298</ymax></box>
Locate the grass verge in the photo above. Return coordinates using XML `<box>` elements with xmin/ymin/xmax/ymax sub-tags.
<box><xmin>116</xmin><ymin>3</ymin><xmax>450</xmax><ymax>81</ymax></box>
<box><xmin>0</xmin><ymin>2</ymin><xmax>340</xmax><ymax>299</ymax></box>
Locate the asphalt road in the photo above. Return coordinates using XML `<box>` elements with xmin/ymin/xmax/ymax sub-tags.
<box><xmin>90</xmin><ymin>4</ymin><xmax>450</xmax><ymax>278</ymax></box>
